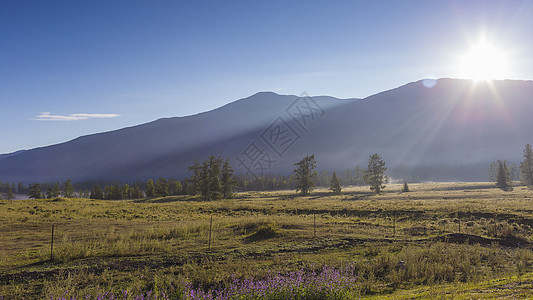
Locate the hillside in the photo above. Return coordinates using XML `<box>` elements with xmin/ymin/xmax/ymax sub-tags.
<box><xmin>0</xmin><ymin>78</ymin><xmax>532</xmax><ymax>183</ymax></box>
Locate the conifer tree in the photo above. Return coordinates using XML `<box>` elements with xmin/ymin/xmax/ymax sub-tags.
<box><xmin>221</xmin><ymin>158</ymin><xmax>236</xmax><ymax>198</ymax></box>
<box><xmin>488</xmin><ymin>161</ymin><xmax>498</xmax><ymax>181</ymax></box>
<box><xmin>170</xmin><ymin>180</ymin><xmax>182</xmax><ymax>196</ymax></box>
<box><xmin>90</xmin><ymin>185</ymin><xmax>104</xmax><ymax>199</ymax></box>
<box><xmin>146</xmin><ymin>179</ymin><xmax>155</xmax><ymax>197</ymax></box>
<box><xmin>208</xmin><ymin>155</ymin><xmax>223</xmax><ymax>200</ymax></box>
<box><xmin>187</xmin><ymin>160</ymin><xmax>202</xmax><ymax>195</ymax></box>
<box><xmin>364</xmin><ymin>153</ymin><xmax>387</xmax><ymax>194</ymax></box>
<box><xmin>121</xmin><ymin>184</ymin><xmax>131</xmax><ymax>199</ymax></box>
<box><xmin>293</xmin><ymin>154</ymin><xmax>317</xmax><ymax>196</ymax></box>
<box><xmin>496</xmin><ymin>160</ymin><xmax>511</xmax><ymax>190</ymax></box>
<box><xmin>521</xmin><ymin>144</ymin><xmax>533</xmax><ymax>187</ymax></box>
<box><xmin>199</xmin><ymin>160</ymin><xmax>210</xmax><ymax>200</ymax></box>
<box><xmin>402</xmin><ymin>181</ymin><xmax>410</xmax><ymax>192</ymax></box>
<box><xmin>155</xmin><ymin>178</ymin><xmax>169</xmax><ymax>197</ymax></box>
<box><xmin>7</xmin><ymin>188</ymin><xmax>14</xmax><ymax>200</ymax></box>
<box><xmin>51</xmin><ymin>183</ymin><xmax>60</xmax><ymax>198</ymax></box>
<box><xmin>62</xmin><ymin>179</ymin><xmax>75</xmax><ymax>198</ymax></box>
<box><xmin>28</xmin><ymin>183</ymin><xmax>43</xmax><ymax>199</ymax></box>
<box><xmin>329</xmin><ymin>171</ymin><xmax>341</xmax><ymax>194</ymax></box>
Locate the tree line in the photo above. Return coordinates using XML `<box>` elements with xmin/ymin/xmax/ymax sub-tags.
<box><xmin>3</xmin><ymin>143</ymin><xmax>532</xmax><ymax>200</ymax></box>
<box><xmin>488</xmin><ymin>144</ymin><xmax>533</xmax><ymax>190</ymax></box>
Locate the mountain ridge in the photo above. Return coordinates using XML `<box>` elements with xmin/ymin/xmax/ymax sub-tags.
<box><xmin>1</xmin><ymin>78</ymin><xmax>531</xmax><ymax>183</ymax></box>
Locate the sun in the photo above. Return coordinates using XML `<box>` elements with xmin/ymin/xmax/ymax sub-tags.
<box><xmin>456</xmin><ymin>37</ymin><xmax>511</xmax><ymax>81</ymax></box>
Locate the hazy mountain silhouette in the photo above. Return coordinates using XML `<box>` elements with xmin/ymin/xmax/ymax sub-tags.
<box><xmin>1</xmin><ymin>78</ymin><xmax>532</xmax><ymax>183</ymax></box>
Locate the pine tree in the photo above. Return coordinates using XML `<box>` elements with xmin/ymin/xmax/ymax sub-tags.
<box><xmin>293</xmin><ymin>154</ymin><xmax>317</xmax><ymax>196</ymax></box>
<box><xmin>170</xmin><ymin>180</ymin><xmax>182</xmax><ymax>196</ymax></box>
<box><xmin>62</xmin><ymin>179</ymin><xmax>74</xmax><ymax>198</ymax></box>
<box><xmin>7</xmin><ymin>188</ymin><xmax>14</xmax><ymax>200</ymax></box>
<box><xmin>51</xmin><ymin>183</ymin><xmax>60</xmax><ymax>198</ymax></box>
<box><xmin>521</xmin><ymin>144</ymin><xmax>533</xmax><ymax>187</ymax></box>
<box><xmin>90</xmin><ymin>185</ymin><xmax>104</xmax><ymax>199</ymax></box>
<box><xmin>187</xmin><ymin>160</ymin><xmax>202</xmax><ymax>195</ymax></box>
<box><xmin>17</xmin><ymin>183</ymin><xmax>25</xmax><ymax>194</ymax></box>
<box><xmin>199</xmin><ymin>160</ymin><xmax>210</xmax><ymax>200</ymax></box>
<box><xmin>329</xmin><ymin>171</ymin><xmax>341</xmax><ymax>194</ymax></box>
<box><xmin>364</xmin><ymin>153</ymin><xmax>387</xmax><ymax>194</ymax></box>
<box><xmin>221</xmin><ymin>158</ymin><xmax>236</xmax><ymax>198</ymax></box>
<box><xmin>208</xmin><ymin>155</ymin><xmax>223</xmax><ymax>200</ymax></box>
<box><xmin>131</xmin><ymin>185</ymin><xmax>144</xmax><ymax>199</ymax></box>
<box><xmin>354</xmin><ymin>166</ymin><xmax>365</xmax><ymax>186</ymax></box>
<box><xmin>28</xmin><ymin>183</ymin><xmax>43</xmax><ymax>199</ymax></box>
<box><xmin>121</xmin><ymin>184</ymin><xmax>131</xmax><ymax>199</ymax></box>
<box><xmin>488</xmin><ymin>161</ymin><xmax>498</xmax><ymax>181</ymax></box>
<box><xmin>496</xmin><ymin>160</ymin><xmax>511</xmax><ymax>190</ymax></box>
<box><xmin>402</xmin><ymin>181</ymin><xmax>410</xmax><ymax>192</ymax></box>
<box><xmin>146</xmin><ymin>179</ymin><xmax>155</xmax><ymax>197</ymax></box>
<box><xmin>155</xmin><ymin>178</ymin><xmax>169</xmax><ymax>197</ymax></box>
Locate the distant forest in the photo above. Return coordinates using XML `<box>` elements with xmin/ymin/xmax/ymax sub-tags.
<box><xmin>1</xmin><ymin>144</ymin><xmax>532</xmax><ymax>200</ymax></box>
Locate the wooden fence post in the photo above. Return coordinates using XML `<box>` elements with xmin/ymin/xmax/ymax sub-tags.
<box><xmin>458</xmin><ymin>213</ymin><xmax>461</xmax><ymax>234</ymax></box>
<box><xmin>393</xmin><ymin>214</ymin><xmax>396</xmax><ymax>238</ymax></box>
<box><xmin>313</xmin><ymin>213</ymin><xmax>316</xmax><ymax>238</ymax></box>
<box><xmin>50</xmin><ymin>224</ymin><xmax>55</xmax><ymax>261</ymax></box>
<box><xmin>208</xmin><ymin>216</ymin><xmax>213</xmax><ymax>251</ymax></box>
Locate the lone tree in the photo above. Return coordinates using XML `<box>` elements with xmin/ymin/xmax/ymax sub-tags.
<box><xmin>329</xmin><ymin>171</ymin><xmax>341</xmax><ymax>194</ymax></box>
<box><xmin>402</xmin><ymin>181</ymin><xmax>410</xmax><ymax>192</ymax></box>
<box><xmin>364</xmin><ymin>153</ymin><xmax>387</xmax><ymax>194</ymax></box>
<box><xmin>293</xmin><ymin>154</ymin><xmax>317</xmax><ymax>196</ymax></box>
<box><xmin>521</xmin><ymin>144</ymin><xmax>533</xmax><ymax>187</ymax></box>
<box><xmin>496</xmin><ymin>160</ymin><xmax>512</xmax><ymax>190</ymax></box>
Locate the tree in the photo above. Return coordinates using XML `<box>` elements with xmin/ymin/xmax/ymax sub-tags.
<box><xmin>198</xmin><ymin>155</ymin><xmax>223</xmax><ymax>201</ymax></box>
<box><xmin>329</xmin><ymin>172</ymin><xmax>341</xmax><ymax>194</ymax></box>
<box><xmin>146</xmin><ymin>179</ymin><xmax>155</xmax><ymax>197</ymax></box>
<box><xmin>169</xmin><ymin>179</ymin><xmax>182</xmax><ymax>196</ymax></box>
<box><xmin>510</xmin><ymin>163</ymin><xmax>521</xmax><ymax>181</ymax></box>
<box><xmin>47</xmin><ymin>183</ymin><xmax>61</xmax><ymax>198</ymax></box>
<box><xmin>62</xmin><ymin>179</ymin><xmax>75</xmax><ymax>198</ymax></box>
<box><xmin>293</xmin><ymin>154</ymin><xmax>317</xmax><ymax>196</ymax></box>
<box><xmin>121</xmin><ymin>184</ymin><xmax>131</xmax><ymax>199</ymax></box>
<box><xmin>17</xmin><ymin>183</ymin><xmax>25</xmax><ymax>194</ymax></box>
<box><xmin>488</xmin><ymin>161</ymin><xmax>498</xmax><ymax>182</ymax></box>
<box><xmin>131</xmin><ymin>185</ymin><xmax>144</xmax><ymax>199</ymax></box>
<box><xmin>90</xmin><ymin>185</ymin><xmax>104</xmax><ymax>199</ymax></box>
<box><xmin>6</xmin><ymin>188</ymin><xmax>14</xmax><ymax>200</ymax></box>
<box><xmin>28</xmin><ymin>183</ymin><xmax>43</xmax><ymax>199</ymax></box>
<box><xmin>364</xmin><ymin>153</ymin><xmax>387</xmax><ymax>194</ymax></box>
<box><xmin>521</xmin><ymin>144</ymin><xmax>533</xmax><ymax>187</ymax></box>
<box><xmin>402</xmin><ymin>181</ymin><xmax>410</xmax><ymax>192</ymax></box>
<box><xmin>187</xmin><ymin>160</ymin><xmax>202</xmax><ymax>195</ymax></box>
<box><xmin>496</xmin><ymin>160</ymin><xmax>511</xmax><ymax>190</ymax></box>
<box><xmin>208</xmin><ymin>155</ymin><xmax>223</xmax><ymax>200</ymax></box>
<box><xmin>221</xmin><ymin>158</ymin><xmax>236</xmax><ymax>198</ymax></box>
<box><xmin>155</xmin><ymin>178</ymin><xmax>169</xmax><ymax>197</ymax></box>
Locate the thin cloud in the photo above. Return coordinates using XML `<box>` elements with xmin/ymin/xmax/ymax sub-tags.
<box><xmin>33</xmin><ymin>112</ymin><xmax>121</xmax><ymax>121</ymax></box>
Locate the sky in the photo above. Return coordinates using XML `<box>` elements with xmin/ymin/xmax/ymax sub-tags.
<box><xmin>1</xmin><ymin>0</ymin><xmax>533</xmax><ymax>154</ymax></box>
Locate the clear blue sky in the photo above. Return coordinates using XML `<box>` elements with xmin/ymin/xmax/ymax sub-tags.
<box><xmin>1</xmin><ymin>0</ymin><xmax>533</xmax><ymax>154</ymax></box>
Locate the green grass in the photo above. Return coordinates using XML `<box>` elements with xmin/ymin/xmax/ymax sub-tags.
<box><xmin>1</xmin><ymin>182</ymin><xmax>532</xmax><ymax>298</ymax></box>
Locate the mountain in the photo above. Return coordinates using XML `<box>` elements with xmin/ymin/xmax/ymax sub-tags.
<box><xmin>0</xmin><ymin>79</ymin><xmax>532</xmax><ymax>183</ymax></box>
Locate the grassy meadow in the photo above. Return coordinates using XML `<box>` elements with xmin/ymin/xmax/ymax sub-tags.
<box><xmin>1</xmin><ymin>182</ymin><xmax>533</xmax><ymax>299</ymax></box>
